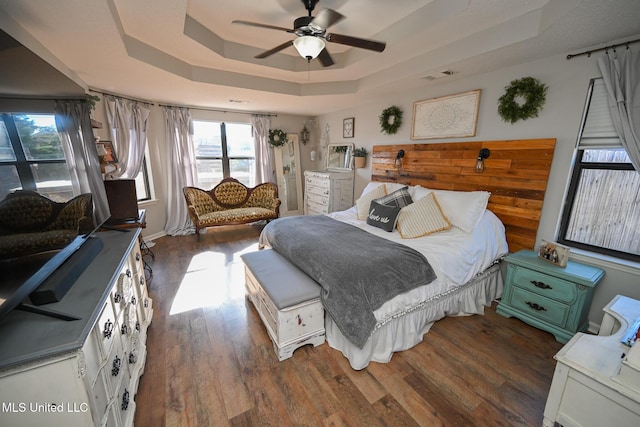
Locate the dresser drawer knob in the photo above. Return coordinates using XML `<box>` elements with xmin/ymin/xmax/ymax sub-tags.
<box><xmin>526</xmin><ymin>301</ymin><xmax>547</xmax><ymax>311</ymax></box>
<box><xmin>112</xmin><ymin>355</ymin><xmax>121</xmax><ymax>376</ymax></box>
<box><xmin>121</xmin><ymin>389</ymin><xmax>130</xmax><ymax>411</ymax></box>
<box><xmin>103</xmin><ymin>319</ymin><xmax>114</xmax><ymax>338</ymax></box>
<box><xmin>531</xmin><ymin>280</ymin><xmax>552</xmax><ymax>290</ymax></box>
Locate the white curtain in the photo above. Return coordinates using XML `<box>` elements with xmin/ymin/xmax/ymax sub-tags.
<box><xmin>598</xmin><ymin>48</ymin><xmax>640</xmax><ymax>171</ymax></box>
<box><xmin>163</xmin><ymin>106</ymin><xmax>197</xmax><ymax>236</ymax></box>
<box><xmin>54</xmin><ymin>100</ymin><xmax>110</xmax><ymax>224</ymax></box>
<box><xmin>104</xmin><ymin>95</ymin><xmax>151</xmax><ymax>178</ymax></box>
<box><xmin>251</xmin><ymin>115</ymin><xmax>276</xmax><ymax>184</ymax></box>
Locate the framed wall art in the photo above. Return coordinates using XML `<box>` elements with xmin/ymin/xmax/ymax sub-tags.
<box><xmin>96</xmin><ymin>141</ymin><xmax>118</xmax><ymax>164</ymax></box>
<box><xmin>343</xmin><ymin>117</ymin><xmax>354</xmax><ymax>138</ymax></box>
<box><xmin>411</xmin><ymin>89</ymin><xmax>481</xmax><ymax>140</ymax></box>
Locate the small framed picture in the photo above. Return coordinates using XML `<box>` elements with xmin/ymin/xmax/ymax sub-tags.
<box><xmin>343</xmin><ymin>117</ymin><xmax>354</xmax><ymax>138</ymax></box>
<box><xmin>96</xmin><ymin>141</ymin><xmax>118</xmax><ymax>164</ymax></box>
<box><xmin>538</xmin><ymin>240</ymin><xmax>570</xmax><ymax>268</ymax></box>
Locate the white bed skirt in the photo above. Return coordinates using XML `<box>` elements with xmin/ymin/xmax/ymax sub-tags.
<box><xmin>325</xmin><ymin>262</ymin><xmax>504</xmax><ymax>370</ymax></box>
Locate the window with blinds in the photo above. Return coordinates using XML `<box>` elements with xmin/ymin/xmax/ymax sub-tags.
<box><xmin>558</xmin><ymin>78</ymin><xmax>640</xmax><ymax>261</ymax></box>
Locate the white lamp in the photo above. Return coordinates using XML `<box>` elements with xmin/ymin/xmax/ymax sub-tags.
<box><xmin>293</xmin><ymin>36</ymin><xmax>325</xmax><ymax>60</ymax></box>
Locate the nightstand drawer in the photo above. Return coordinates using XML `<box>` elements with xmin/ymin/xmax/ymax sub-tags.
<box><xmin>498</xmin><ymin>250</ymin><xmax>604</xmax><ymax>343</ymax></box>
<box><xmin>510</xmin><ymin>287</ymin><xmax>569</xmax><ymax>327</ymax></box>
<box><xmin>511</xmin><ymin>267</ymin><xmax>576</xmax><ymax>303</ymax></box>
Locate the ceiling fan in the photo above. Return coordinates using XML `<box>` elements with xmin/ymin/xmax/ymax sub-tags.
<box><xmin>232</xmin><ymin>0</ymin><xmax>386</xmax><ymax>67</ymax></box>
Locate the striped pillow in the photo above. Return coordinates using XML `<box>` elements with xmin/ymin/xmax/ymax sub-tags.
<box><xmin>397</xmin><ymin>192</ymin><xmax>451</xmax><ymax>238</ymax></box>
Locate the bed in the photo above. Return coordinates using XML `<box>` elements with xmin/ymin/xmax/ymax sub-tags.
<box><xmin>259</xmin><ymin>139</ymin><xmax>556</xmax><ymax>369</ymax></box>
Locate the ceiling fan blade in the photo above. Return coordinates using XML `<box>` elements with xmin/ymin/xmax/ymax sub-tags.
<box><xmin>310</xmin><ymin>8</ymin><xmax>345</xmax><ymax>30</ymax></box>
<box><xmin>232</xmin><ymin>20</ymin><xmax>294</xmax><ymax>33</ymax></box>
<box><xmin>255</xmin><ymin>40</ymin><xmax>294</xmax><ymax>59</ymax></box>
<box><xmin>317</xmin><ymin>48</ymin><xmax>335</xmax><ymax>67</ymax></box>
<box><xmin>326</xmin><ymin>33</ymin><xmax>386</xmax><ymax>52</ymax></box>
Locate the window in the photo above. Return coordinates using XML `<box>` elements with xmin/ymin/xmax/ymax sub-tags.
<box><xmin>0</xmin><ymin>114</ymin><xmax>72</xmax><ymax>201</ymax></box>
<box><xmin>133</xmin><ymin>154</ymin><xmax>152</xmax><ymax>201</ymax></box>
<box><xmin>192</xmin><ymin>121</ymin><xmax>255</xmax><ymax>188</ymax></box>
<box><xmin>558</xmin><ymin>79</ymin><xmax>640</xmax><ymax>262</ymax></box>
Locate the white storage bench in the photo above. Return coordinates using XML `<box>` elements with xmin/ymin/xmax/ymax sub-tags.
<box><xmin>241</xmin><ymin>249</ymin><xmax>325</xmax><ymax>361</ymax></box>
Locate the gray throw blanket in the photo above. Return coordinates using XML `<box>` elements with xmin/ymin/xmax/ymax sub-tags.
<box><xmin>261</xmin><ymin>215</ymin><xmax>436</xmax><ymax>348</ymax></box>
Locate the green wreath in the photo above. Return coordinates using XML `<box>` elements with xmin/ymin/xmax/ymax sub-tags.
<box><xmin>498</xmin><ymin>77</ymin><xmax>548</xmax><ymax>124</ymax></box>
<box><xmin>379</xmin><ymin>105</ymin><xmax>403</xmax><ymax>135</ymax></box>
<box><xmin>268</xmin><ymin>129</ymin><xmax>288</xmax><ymax>147</ymax></box>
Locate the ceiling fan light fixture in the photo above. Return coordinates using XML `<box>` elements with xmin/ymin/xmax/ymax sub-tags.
<box><xmin>293</xmin><ymin>36</ymin><xmax>325</xmax><ymax>60</ymax></box>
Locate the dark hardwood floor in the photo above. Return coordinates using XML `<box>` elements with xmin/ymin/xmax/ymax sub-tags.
<box><xmin>133</xmin><ymin>224</ymin><xmax>564</xmax><ymax>426</ymax></box>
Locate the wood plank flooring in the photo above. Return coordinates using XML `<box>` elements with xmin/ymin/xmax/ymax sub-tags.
<box><xmin>133</xmin><ymin>224</ymin><xmax>564</xmax><ymax>426</ymax></box>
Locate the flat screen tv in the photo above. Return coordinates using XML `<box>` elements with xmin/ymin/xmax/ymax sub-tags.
<box><xmin>0</xmin><ymin>221</ymin><xmax>106</xmax><ymax>322</ymax></box>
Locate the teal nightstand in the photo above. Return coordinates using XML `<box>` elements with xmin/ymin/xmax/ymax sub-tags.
<box><xmin>497</xmin><ymin>250</ymin><xmax>605</xmax><ymax>343</ymax></box>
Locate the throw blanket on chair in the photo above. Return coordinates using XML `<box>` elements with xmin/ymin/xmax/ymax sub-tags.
<box><xmin>260</xmin><ymin>215</ymin><xmax>436</xmax><ymax>348</ymax></box>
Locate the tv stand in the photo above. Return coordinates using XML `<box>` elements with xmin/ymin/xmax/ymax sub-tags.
<box><xmin>0</xmin><ymin>229</ymin><xmax>153</xmax><ymax>427</ymax></box>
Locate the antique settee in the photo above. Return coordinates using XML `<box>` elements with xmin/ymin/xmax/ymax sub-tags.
<box><xmin>0</xmin><ymin>191</ymin><xmax>94</xmax><ymax>259</ymax></box>
<box><xmin>183</xmin><ymin>178</ymin><xmax>280</xmax><ymax>240</ymax></box>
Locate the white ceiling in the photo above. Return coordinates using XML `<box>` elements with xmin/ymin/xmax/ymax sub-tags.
<box><xmin>0</xmin><ymin>0</ymin><xmax>639</xmax><ymax>116</ymax></box>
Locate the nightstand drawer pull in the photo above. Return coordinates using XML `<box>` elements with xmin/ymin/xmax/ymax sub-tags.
<box><xmin>526</xmin><ymin>301</ymin><xmax>547</xmax><ymax>311</ymax></box>
<box><xmin>531</xmin><ymin>280</ymin><xmax>552</xmax><ymax>290</ymax></box>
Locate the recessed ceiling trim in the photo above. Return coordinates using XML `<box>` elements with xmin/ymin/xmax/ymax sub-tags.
<box><xmin>124</xmin><ymin>31</ymin><xmax>359</xmax><ymax>96</ymax></box>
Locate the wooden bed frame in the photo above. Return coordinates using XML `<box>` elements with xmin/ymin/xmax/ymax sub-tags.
<box><xmin>371</xmin><ymin>139</ymin><xmax>556</xmax><ymax>253</ymax></box>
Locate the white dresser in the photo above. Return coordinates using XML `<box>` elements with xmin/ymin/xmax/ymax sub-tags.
<box><xmin>304</xmin><ymin>170</ymin><xmax>354</xmax><ymax>215</ymax></box>
<box><xmin>543</xmin><ymin>295</ymin><xmax>640</xmax><ymax>427</ymax></box>
<box><xmin>0</xmin><ymin>230</ymin><xmax>152</xmax><ymax>427</ymax></box>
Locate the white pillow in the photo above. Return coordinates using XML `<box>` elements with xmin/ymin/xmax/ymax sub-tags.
<box><xmin>397</xmin><ymin>192</ymin><xmax>451</xmax><ymax>239</ymax></box>
<box><xmin>356</xmin><ymin>184</ymin><xmax>386</xmax><ymax>220</ymax></box>
<box><xmin>360</xmin><ymin>181</ymin><xmax>406</xmax><ymax>197</ymax></box>
<box><xmin>413</xmin><ymin>186</ymin><xmax>490</xmax><ymax>233</ymax></box>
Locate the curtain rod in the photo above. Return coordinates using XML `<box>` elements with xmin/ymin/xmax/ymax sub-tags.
<box><xmin>0</xmin><ymin>95</ymin><xmax>86</xmax><ymax>101</ymax></box>
<box><xmin>566</xmin><ymin>36</ymin><xmax>640</xmax><ymax>60</ymax></box>
<box><xmin>89</xmin><ymin>88</ymin><xmax>154</xmax><ymax>106</ymax></box>
<box><xmin>158</xmin><ymin>103</ymin><xmax>277</xmax><ymax>117</ymax></box>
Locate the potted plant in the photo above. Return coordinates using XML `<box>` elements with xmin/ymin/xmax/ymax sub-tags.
<box><xmin>353</xmin><ymin>147</ymin><xmax>368</xmax><ymax>168</ymax></box>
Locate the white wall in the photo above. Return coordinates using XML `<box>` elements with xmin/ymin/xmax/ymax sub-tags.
<box><xmin>314</xmin><ymin>50</ymin><xmax>640</xmax><ymax>328</ymax></box>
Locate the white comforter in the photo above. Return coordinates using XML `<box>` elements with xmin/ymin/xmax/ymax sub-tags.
<box><xmin>326</xmin><ymin>207</ymin><xmax>509</xmax><ymax>323</ymax></box>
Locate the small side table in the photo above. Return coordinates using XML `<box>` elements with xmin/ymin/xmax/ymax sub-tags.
<box><xmin>103</xmin><ymin>209</ymin><xmax>154</xmax><ymax>277</ymax></box>
<box><xmin>497</xmin><ymin>249</ymin><xmax>605</xmax><ymax>343</ymax></box>
<box><xmin>543</xmin><ymin>295</ymin><xmax>640</xmax><ymax>426</ymax></box>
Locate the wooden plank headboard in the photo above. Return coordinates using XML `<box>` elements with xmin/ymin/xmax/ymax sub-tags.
<box><xmin>371</xmin><ymin>139</ymin><xmax>556</xmax><ymax>253</ymax></box>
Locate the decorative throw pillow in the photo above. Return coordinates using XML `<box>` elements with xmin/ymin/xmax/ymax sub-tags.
<box><xmin>373</xmin><ymin>186</ymin><xmax>413</xmax><ymax>208</ymax></box>
<box><xmin>412</xmin><ymin>186</ymin><xmax>490</xmax><ymax>233</ymax></box>
<box><xmin>397</xmin><ymin>192</ymin><xmax>451</xmax><ymax>239</ymax></box>
<box><xmin>366</xmin><ymin>200</ymin><xmax>401</xmax><ymax>232</ymax></box>
<box><xmin>360</xmin><ymin>181</ymin><xmax>406</xmax><ymax>198</ymax></box>
<box><xmin>356</xmin><ymin>184</ymin><xmax>386</xmax><ymax>220</ymax></box>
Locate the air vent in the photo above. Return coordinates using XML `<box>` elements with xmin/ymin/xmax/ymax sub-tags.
<box><xmin>422</xmin><ymin>70</ymin><xmax>455</xmax><ymax>80</ymax></box>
